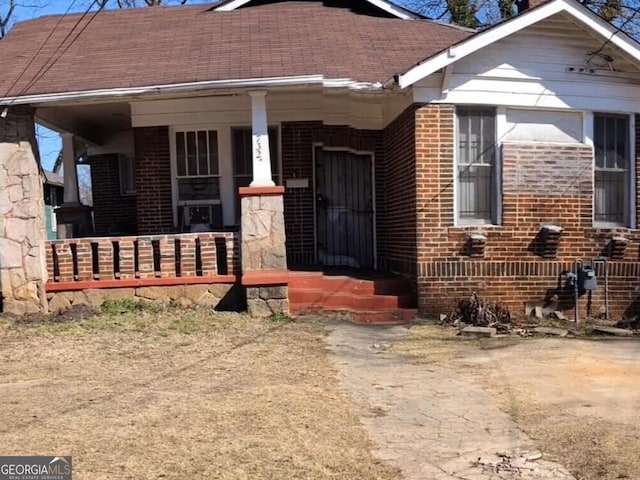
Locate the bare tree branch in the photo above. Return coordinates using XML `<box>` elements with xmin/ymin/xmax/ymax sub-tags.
<box><xmin>0</xmin><ymin>0</ymin><xmax>17</xmax><ymax>39</ymax></box>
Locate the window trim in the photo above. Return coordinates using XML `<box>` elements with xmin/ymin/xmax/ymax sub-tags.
<box><xmin>170</xmin><ymin>127</ymin><xmax>223</xmax><ymax>230</ymax></box>
<box><xmin>454</xmin><ymin>106</ymin><xmax>501</xmax><ymax>227</ymax></box>
<box><xmin>592</xmin><ymin>112</ymin><xmax>635</xmax><ymax>228</ymax></box>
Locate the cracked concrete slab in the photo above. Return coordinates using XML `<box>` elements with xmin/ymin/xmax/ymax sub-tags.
<box><xmin>326</xmin><ymin>321</ymin><xmax>575</xmax><ymax>480</ymax></box>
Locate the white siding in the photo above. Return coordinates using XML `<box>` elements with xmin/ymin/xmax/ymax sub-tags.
<box><xmin>413</xmin><ymin>12</ymin><xmax>640</xmax><ymax>113</ymax></box>
<box><xmin>503</xmin><ymin>109</ymin><xmax>583</xmax><ymax>143</ymax></box>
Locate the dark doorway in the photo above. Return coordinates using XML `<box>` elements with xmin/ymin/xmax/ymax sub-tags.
<box><xmin>315</xmin><ymin>147</ymin><xmax>374</xmax><ymax>269</ymax></box>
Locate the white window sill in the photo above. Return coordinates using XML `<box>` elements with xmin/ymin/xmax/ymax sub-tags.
<box><xmin>593</xmin><ymin>222</ymin><xmax>629</xmax><ymax>229</ymax></box>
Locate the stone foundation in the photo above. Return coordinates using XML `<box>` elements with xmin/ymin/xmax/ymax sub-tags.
<box><xmin>0</xmin><ymin>107</ymin><xmax>48</xmax><ymax>315</ymax></box>
<box><xmin>47</xmin><ymin>283</ymin><xmax>238</xmax><ymax>313</ymax></box>
<box><xmin>246</xmin><ymin>285</ymin><xmax>289</xmax><ymax>317</ymax></box>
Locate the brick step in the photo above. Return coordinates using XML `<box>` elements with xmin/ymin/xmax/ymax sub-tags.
<box><xmin>321</xmin><ymin>275</ymin><xmax>411</xmax><ymax>296</ymax></box>
<box><xmin>288</xmin><ymin>288</ymin><xmax>325</xmax><ymax>305</ymax></box>
<box><xmin>288</xmin><ymin>272</ymin><xmax>324</xmax><ymax>289</ymax></box>
<box><xmin>289</xmin><ymin>290</ymin><xmax>415</xmax><ymax>310</ymax></box>
<box><xmin>322</xmin><ymin>293</ymin><xmax>414</xmax><ymax>310</ymax></box>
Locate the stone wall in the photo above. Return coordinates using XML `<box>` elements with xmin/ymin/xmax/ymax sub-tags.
<box><xmin>47</xmin><ymin>283</ymin><xmax>238</xmax><ymax>313</ymax></box>
<box><xmin>0</xmin><ymin>106</ymin><xmax>48</xmax><ymax>315</ymax></box>
<box><xmin>246</xmin><ymin>285</ymin><xmax>289</xmax><ymax>317</ymax></box>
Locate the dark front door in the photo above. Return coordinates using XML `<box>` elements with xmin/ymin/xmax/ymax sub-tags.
<box><xmin>315</xmin><ymin>148</ymin><xmax>374</xmax><ymax>269</ymax></box>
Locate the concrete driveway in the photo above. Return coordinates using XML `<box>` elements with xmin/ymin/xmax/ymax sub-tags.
<box><xmin>326</xmin><ymin>322</ymin><xmax>576</xmax><ymax>480</ymax></box>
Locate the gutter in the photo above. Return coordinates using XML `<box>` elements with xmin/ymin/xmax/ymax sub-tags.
<box><xmin>0</xmin><ymin>75</ymin><xmax>385</xmax><ymax>106</ymax></box>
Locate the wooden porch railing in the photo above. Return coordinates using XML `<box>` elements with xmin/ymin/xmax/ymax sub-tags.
<box><xmin>45</xmin><ymin>232</ymin><xmax>239</xmax><ymax>291</ymax></box>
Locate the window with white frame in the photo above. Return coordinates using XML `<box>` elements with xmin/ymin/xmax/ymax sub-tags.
<box><xmin>456</xmin><ymin>108</ymin><xmax>499</xmax><ymax>224</ymax></box>
<box><xmin>232</xmin><ymin>126</ymin><xmax>280</xmax><ymax>222</ymax></box>
<box><xmin>594</xmin><ymin>113</ymin><xmax>630</xmax><ymax>226</ymax></box>
<box><xmin>174</xmin><ymin>130</ymin><xmax>222</xmax><ymax>231</ymax></box>
<box><xmin>119</xmin><ymin>156</ymin><xmax>136</xmax><ymax>196</ymax></box>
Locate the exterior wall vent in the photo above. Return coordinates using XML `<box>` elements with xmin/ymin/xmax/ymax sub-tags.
<box><xmin>606</xmin><ymin>236</ymin><xmax>629</xmax><ymax>260</ymax></box>
<box><xmin>464</xmin><ymin>232</ymin><xmax>487</xmax><ymax>258</ymax></box>
<box><xmin>539</xmin><ymin>224</ymin><xmax>563</xmax><ymax>258</ymax></box>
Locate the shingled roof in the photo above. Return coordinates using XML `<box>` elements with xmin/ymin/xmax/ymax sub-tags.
<box><xmin>0</xmin><ymin>0</ymin><xmax>473</xmax><ymax>100</ymax></box>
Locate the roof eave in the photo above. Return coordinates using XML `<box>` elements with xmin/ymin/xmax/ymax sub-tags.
<box><xmin>396</xmin><ymin>0</ymin><xmax>640</xmax><ymax>88</ymax></box>
<box><xmin>1</xmin><ymin>75</ymin><xmax>385</xmax><ymax>106</ymax></box>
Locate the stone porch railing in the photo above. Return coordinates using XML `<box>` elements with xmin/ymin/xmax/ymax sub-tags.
<box><xmin>45</xmin><ymin>232</ymin><xmax>239</xmax><ymax>291</ymax></box>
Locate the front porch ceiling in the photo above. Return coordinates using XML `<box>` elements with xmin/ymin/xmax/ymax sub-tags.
<box><xmin>36</xmin><ymin>102</ymin><xmax>131</xmax><ymax>145</ymax></box>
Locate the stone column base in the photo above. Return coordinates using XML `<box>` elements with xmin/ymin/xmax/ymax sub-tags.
<box><xmin>246</xmin><ymin>286</ymin><xmax>289</xmax><ymax>317</ymax></box>
<box><xmin>240</xmin><ymin>186</ymin><xmax>289</xmax><ymax>317</ymax></box>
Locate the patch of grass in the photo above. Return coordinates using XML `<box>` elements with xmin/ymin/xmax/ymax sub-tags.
<box><xmin>100</xmin><ymin>298</ymin><xmax>164</xmax><ymax>315</ymax></box>
<box><xmin>0</xmin><ymin>310</ymin><xmax>399</xmax><ymax>479</ymax></box>
<box><xmin>269</xmin><ymin>311</ymin><xmax>295</xmax><ymax>323</ymax></box>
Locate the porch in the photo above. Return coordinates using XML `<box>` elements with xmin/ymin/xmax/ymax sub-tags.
<box><xmin>29</xmin><ymin>87</ymin><xmax>419</xmax><ymax>318</ymax></box>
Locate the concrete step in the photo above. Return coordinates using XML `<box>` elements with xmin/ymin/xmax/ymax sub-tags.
<box><xmin>321</xmin><ymin>275</ymin><xmax>411</xmax><ymax>296</ymax></box>
<box><xmin>288</xmin><ymin>288</ymin><xmax>325</xmax><ymax>305</ymax></box>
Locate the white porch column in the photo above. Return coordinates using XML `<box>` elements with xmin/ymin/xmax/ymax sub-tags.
<box><xmin>248</xmin><ymin>90</ymin><xmax>275</xmax><ymax>187</ymax></box>
<box><xmin>61</xmin><ymin>132</ymin><xmax>80</xmax><ymax>205</ymax></box>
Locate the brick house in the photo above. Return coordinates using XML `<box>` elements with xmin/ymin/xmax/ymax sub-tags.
<box><xmin>2</xmin><ymin>0</ymin><xmax>640</xmax><ymax>321</ymax></box>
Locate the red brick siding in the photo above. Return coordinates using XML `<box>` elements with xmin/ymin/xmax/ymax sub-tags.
<box><xmin>134</xmin><ymin>126</ymin><xmax>174</xmax><ymax>235</ymax></box>
<box><xmin>415</xmin><ymin>104</ymin><xmax>640</xmax><ymax>320</ymax></box>
<box><xmin>281</xmin><ymin>122</ymin><xmax>385</xmax><ymax>268</ymax></box>
<box><xmin>88</xmin><ymin>154</ymin><xmax>137</xmax><ymax>235</ymax></box>
<box><xmin>379</xmin><ymin>105</ymin><xmax>419</xmax><ymax>278</ymax></box>
<box><xmin>281</xmin><ymin>121</ymin><xmax>320</xmax><ymax>266</ymax></box>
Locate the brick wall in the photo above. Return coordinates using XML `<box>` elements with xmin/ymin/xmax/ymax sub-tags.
<box><xmin>134</xmin><ymin>126</ymin><xmax>174</xmax><ymax>235</ymax></box>
<box><xmin>415</xmin><ymin>104</ymin><xmax>640</xmax><ymax>320</ymax></box>
<box><xmin>281</xmin><ymin>121</ymin><xmax>320</xmax><ymax>266</ymax></box>
<box><xmin>88</xmin><ymin>154</ymin><xmax>137</xmax><ymax>235</ymax></box>
<box><xmin>379</xmin><ymin>106</ymin><xmax>419</xmax><ymax>279</ymax></box>
<box><xmin>280</xmin><ymin>122</ymin><xmax>386</xmax><ymax>268</ymax></box>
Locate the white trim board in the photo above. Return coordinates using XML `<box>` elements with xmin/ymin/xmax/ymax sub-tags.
<box><xmin>213</xmin><ymin>0</ymin><xmax>422</xmax><ymax>20</ymax></box>
<box><xmin>398</xmin><ymin>0</ymin><xmax>640</xmax><ymax>88</ymax></box>
<box><xmin>2</xmin><ymin>75</ymin><xmax>383</xmax><ymax>106</ymax></box>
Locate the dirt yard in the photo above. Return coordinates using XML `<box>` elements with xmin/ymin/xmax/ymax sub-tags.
<box><xmin>395</xmin><ymin>325</ymin><xmax>640</xmax><ymax>480</ymax></box>
<box><xmin>0</xmin><ymin>306</ymin><xmax>400</xmax><ymax>479</ymax></box>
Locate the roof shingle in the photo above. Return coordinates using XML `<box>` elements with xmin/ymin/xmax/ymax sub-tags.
<box><xmin>0</xmin><ymin>1</ymin><xmax>472</xmax><ymax>99</ymax></box>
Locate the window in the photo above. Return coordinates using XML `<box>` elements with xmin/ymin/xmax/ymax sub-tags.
<box><xmin>594</xmin><ymin>114</ymin><xmax>630</xmax><ymax>226</ymax></box>
<box><xmin>119</xmin><ymin>156</ymin><xmax>136</xmax><ymax>196</ymax></box>
<box><xmin>456</xmin><ymin>108</ymin><xmax>499</xmax><ymax>224</ymax></box>
<box><xmin>174</xmin><ymin>130</ymin><xmax>222</xmax><ymax>231</ymax></box>
<box><xmin>232</xmin><ymin>127</ymin><xmax>280</xmax><ymax>222</ymax></box>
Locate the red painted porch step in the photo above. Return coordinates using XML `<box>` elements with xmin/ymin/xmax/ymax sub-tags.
<box><xmin>288</xmin><ymin>272</ymin><xmax>416</xmax><ymax>325</ymax></box>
